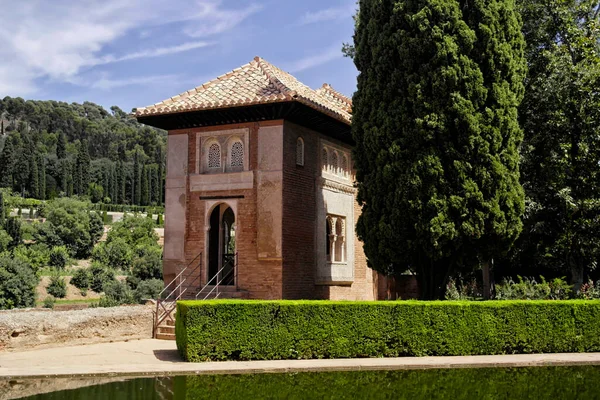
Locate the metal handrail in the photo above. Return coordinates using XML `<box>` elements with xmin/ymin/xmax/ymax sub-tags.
<box><xmin>195</xmin><ymin>252</ymin><xmax>237</xmax><ymax>300</ymax></box>
<box><xmin>158</xmin><ymin>252</ymin><xmax>202</xmax><ymax>299</ymax></box>
<box><xmin>154</xmin><ymin>252</ymin><xmax>202</xmax><ymax>337</ymax></box>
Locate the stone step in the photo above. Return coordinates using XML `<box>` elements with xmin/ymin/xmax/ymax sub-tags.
<box><xmin>158</xmin><ymin>325</ymin><xmax>175</xmax><ymax>335</ymax></box>
<box><xmin>156</xmin><ymin>332</ymin><xmax>176</xmax><ymax>341</ymax></box>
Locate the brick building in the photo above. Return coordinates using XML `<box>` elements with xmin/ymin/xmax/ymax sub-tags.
<box><xmin>136</xmin><ymin>57</ymin><xmax>381</xmax><ymax>300</ymax></box>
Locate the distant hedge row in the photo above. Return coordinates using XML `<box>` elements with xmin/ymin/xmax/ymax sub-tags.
<box><xmin>176</xmin><ymin>300</ymin><xmax>600</xmax><ymax>362</ymax></box>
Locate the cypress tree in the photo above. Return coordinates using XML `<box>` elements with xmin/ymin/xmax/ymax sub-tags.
<box><xmin>0</xmin><ymin>135</ymin><xmax>15</xmax><ymax>188</ymax></box>
<box><xmin>352</xmin><ymin>0</ymin><xmax>526</xmax><ymax>298</ymax></box>
<box><xmin>133</xmin><ymin>151</ymin><xmax>141</xmax><ymax>205</ymax></box>
<box><xmin>116</xmin><ymin>161</ymin><xmax>125</xmax><ymax>204</ymax></box>
<box><xmin>141</xmin><ymin>164</ymin><xmax>149</xmax><ymax>206</ymax></box>
<box><xmin>39</xmin><ymin>155</ymin><xmax>46</xmax><ymax>200</ymax></box>
<box><xmin>0</xmin><ymin>191</ymin><xmax>5</xmax><ymax>228</ymax></box>
<box><xmin>29</xmin><ymin>154</ymin><xmax>39</xmax><ymax>198</ymax></box>
<box><xmin>56</xmin><ymin>132</ymin><xmax>67</xmax><ymax>159</ymax></box>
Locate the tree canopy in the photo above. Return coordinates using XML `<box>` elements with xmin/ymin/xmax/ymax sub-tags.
<box><xmin>352</xmin><ymin>0</ymin><xmax>527</xmax><ymax>298</ymax></box>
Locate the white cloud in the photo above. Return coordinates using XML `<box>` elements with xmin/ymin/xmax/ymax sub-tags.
<box><xmin>0</xmin><ymin>0</ymin><xmax>260</xmax><ymax>96</ymax></box>
<box><xmin>183</xmin><ymin>3</ymin><xmax>262</xmax><ymax>37</ymax></box>
<box><xmin>298</xmin><ymin>4</ymin><xmax>356</xmax><ymax>26</ymax></box>
<box><xmin>94</xmin><ymin>42</ymin><xmax>214</xmax><ymax>66</ymax></box>
<box><xmin>285</xmin><ymin>46</ymin><xmax>343</xmax><ymax>73</ymax></box>
<box><xmin>89</xmin><ymin>74</ymin><xmax>179</xmax><ymax>90</ymax></box>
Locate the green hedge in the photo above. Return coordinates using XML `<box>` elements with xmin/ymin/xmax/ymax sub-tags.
<box><xmin>176</xmin><ymin>300</ymin><xmax>600</xmax><ymax>362</ymax></box>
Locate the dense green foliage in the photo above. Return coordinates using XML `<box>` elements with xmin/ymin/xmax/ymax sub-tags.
<box><xmin>48</xmin><ymin>246</ymin><xmax>69</xmax><ymax>269</ymax></box>
<box><xmin>133</xmin><ymin>279</ymin><xmax>164</xmax><ymax>303</ymax></box>
<box><xmin>176</xmin><ymin>300</ymin><xmax>600</xmax><ymax>361</ymax></box>
<box><xmin>511</xmin><ymin>0</ymin><xmax>600</xmax><ymax>286</ymax></box>
<box><xmin>47</xmin><ymin>274</ymin><xmax>67</xmax><ymax>298</ymax></box>
<box><xmin>70</xmin><ymin>268</ymin><xmax>92</xmax><ymax>291</ymax></box>
<box><xmin>35</xmin><ymin>198</ymin><xmax>103</xmax><ymax>258</ymax></box>
<box><xmin>351</xmin><ymin>0</ymin><xmax>527</xmax><ymax>298</ymax></box>
<box><xmin>445</xmin><ymin>275</ymin><xmax>574</xmax><ymax>300</ymax></box>
<box><xmin>89</xmin><ymin>262</ymin><xmax>116</xmax><ymax>293</ymax></box>
<box><xmin>174</xmin><ymin>367</ymin><xmax>600</xmax><ymax>399</ymax></box>
<box><xmin>0</xmin><ymin>256</ymin><xmax>38</xmax><ymax>309</ymax></box>
<box><xmin>0</xmin><ymin>97</ymin><xmax>165</xmax><ymax>205</ymax></box>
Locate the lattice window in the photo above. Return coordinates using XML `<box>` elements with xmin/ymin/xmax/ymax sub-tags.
<box><xmin>341</xmin><ymin>154</ymin><xmax>348</xmax><ymax>177</ymax></box>
<box><xmin>296</xmin><ymin>137</ymin><xmax>304</xmax><ymax>166</ymax></box>
<box><xmin>322</xmin><ymin>148</ymin><xmax>328</xmax><ymax>171</ymax></box>
<box><xmin>230</xmin><ymin>141</ymin><xmax>244</xmax><ymax>168</ymax></box>
<box><xmin>208</xmin><ymin>143</ymin><xmax>221</xmax><ymax>169</ymax></box>
<box><xmin>331</xmin><ymin>151</ymin><xmax>338</xmax><ymax>175</ymax></box>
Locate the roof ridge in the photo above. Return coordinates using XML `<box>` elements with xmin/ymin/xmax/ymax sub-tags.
<box><xmin>320</xmin><ymin>83</ymin><xmax>352</xmax><ymax>106</ymax></box>
<box><xmin>254</xmin><ymin>57</ymin><xmax>297</xmax><ymax>99</ymax></box>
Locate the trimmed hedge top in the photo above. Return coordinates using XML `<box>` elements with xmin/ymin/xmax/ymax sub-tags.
<box><xmin>176</xmin><ymin>300</ymin><xmax>600</xmax><ymax>362</ymax></box>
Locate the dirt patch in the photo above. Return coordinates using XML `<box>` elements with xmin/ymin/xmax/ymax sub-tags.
<box><xmin>0</xmin><ymin>305</ymin><xmax>153</xmax><ymax>352</ymax></box>
<box><xmin>36</xmin><ymin>275</ymin><xmax>128</xmax><ymax>302</ymax></box>
<box><xmin>37</xmin><ymin>276</ymin><xmax>101</xmax><ymax>302</ymax></box>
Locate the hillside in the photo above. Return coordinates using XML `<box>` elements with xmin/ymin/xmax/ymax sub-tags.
<box><xmin>0</xmin><ymin>97</ymin><xmax>166</xmax><ymax>206</ymax></box>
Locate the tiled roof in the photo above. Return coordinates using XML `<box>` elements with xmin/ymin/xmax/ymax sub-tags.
<box><xmin>135</xmin><ymin>56</ymin><xmax>352</xmax><ymax>125</ymax></box>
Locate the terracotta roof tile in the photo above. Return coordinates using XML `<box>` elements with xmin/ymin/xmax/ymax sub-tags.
<box><xmin>135</xmin><ymin>56</ymin><xmax>352</xmax><ymax>125</ymax></box>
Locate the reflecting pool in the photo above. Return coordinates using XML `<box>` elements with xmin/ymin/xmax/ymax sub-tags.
<box><xmin>3</xmin><ymin>366</ymin><xmax>600</xmax><ymax>399</ymax></box>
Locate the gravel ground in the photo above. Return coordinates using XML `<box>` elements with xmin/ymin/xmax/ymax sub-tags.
<box><xmin>0</xmin><ymin>305</ymin><xmax>153</xmax><ymax>352</ymax></box>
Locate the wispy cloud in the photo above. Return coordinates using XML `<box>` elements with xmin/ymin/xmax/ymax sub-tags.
<box><xmin>89</xmin><ymin>74</ymin><xmax>179</xmax><ymax>90</ymax></box>
<box><xmin>184</xmin><ymin>3</ymin><xmax>262</xmax><ymax>37</ymax></box>
<box><xmin>94</xmin><ymin>41</ymin><xmax>213</xmax><ymax>66</ymax></box>
<box><xmin>298</xmin><ymin>4</ymin><xmax>356</xmax><ymax>26</ymax></box>
<box><xmin>0</xmin><ymin>0</ymin><xmax>261</xmax><ymax>96</ymax></box>
<box><xmin>285</xmin><ymin>46</ymin><xmax>343</xmax><ymax>73</ymax></box>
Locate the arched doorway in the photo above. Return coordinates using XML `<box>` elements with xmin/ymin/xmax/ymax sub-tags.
<box><xmin>208</xmin><ymin>204</ymin><xmax>236</xmax><ymax>286</ymax></box>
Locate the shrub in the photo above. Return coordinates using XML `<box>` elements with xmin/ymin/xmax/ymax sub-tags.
<box><xmin>0</xmin><ymin>229</ymin><xmax>12</xmax><ymax>253</ymax></box>
<box><xmin>43</xmin><ymin>296</ymin><xmax>55</xmax><ymax>309</ymax></box>
<box><xmin>0</xmin><ymin>256</ymin><xmax>38</xmax><ymax>309</ymax></box>
<box><xmin>176</xmin><ymin>300</ymin><xmax>600</xmax><ymax>362</ymax></box>
<box><xmin>102</xmin><ymin>280</ymin><xmax>134</xmax><ymax>305</ymax></box>
<box><xmin>47</xmin><ymin>274</ymin><xmax>67</xmax><ymax>298</ymax></box>
<box><xmin>12</xmin><ymin>244</ymin><xmax>50</xmax><ymax>272</ymax></box>
<box><xmin>579</xmin><ymin>280</ymin><xmax>600</xmax><ymax>300</ymax></box>
<box><xmin>37</xmin><ymin>198</ymin><xmax>103</xmax><ymax>258</ymax></box>
<box><xmin>127</xmin><ymin>244</ymin><xmax>162</xmax><ymax>289</ymax></box>
<box><xmin>92</xmin><ymin>238</ymin><xmax>132</xmax><ymax>270</ymax></box>
<box><xmin>71</xmin><ymin>268</ymin><xmax>92</xmax><ymax>290</ymax></box>
<box><xmin>89</xmin><ymin>262</ymin><xmax>116</xmax><ymax>293</ymax></box>
<box><xmin>48</xmin><ymin>246</ymin><xmax>69</xmax><ymax>269</ymax></box>
<box><xmin>495</xmin><ymin>276</ymin><xmax>571</xmax><ymax>300</ymax></box>
<box><xmin>134</xmin><ymin>279</ymin><xmax>164</xmax><ymax>303</ymax></box>
<box><xmin>106</xmin><ymin>216</ymin><xmax>158</xmax><ymax>247</ymax></box>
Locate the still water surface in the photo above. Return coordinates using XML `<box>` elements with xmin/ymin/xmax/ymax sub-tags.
<box><xmin>4</xmin><ymin>366</ymin><xmax>600</xmax><ymax>399</ymax></box>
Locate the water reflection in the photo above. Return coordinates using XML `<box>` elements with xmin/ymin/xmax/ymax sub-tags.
<box><xmin>3</xmin><ymin>366</ymin><xmax>600</xmax><ymax>400</ymax></box>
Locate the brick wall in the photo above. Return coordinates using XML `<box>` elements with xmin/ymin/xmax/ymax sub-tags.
<box><xmin>281</xmin><ymin>122</ymin><xmax>318</xmax><ymax>298</ymax></box>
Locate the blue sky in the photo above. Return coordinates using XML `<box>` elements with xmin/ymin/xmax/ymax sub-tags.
<box><xmin>0</xmin><ymin>0</ymin><xmax>358</xmax><ymax>113</ymax></box>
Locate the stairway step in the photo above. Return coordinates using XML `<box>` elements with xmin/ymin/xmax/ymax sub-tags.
<box><xmin>156</xmin><ymin>332</ymin><xmax>176</xmax><ymax>340</ymax></box>
<box><xmin>166</xmin><ymin>319</ymin><xmax>176</xmax><ymax>327</ymax></box>
<box><xmin>158</xmin><ymin>325</ymin><xmax>175</xmax><ymax>334</ymax></box>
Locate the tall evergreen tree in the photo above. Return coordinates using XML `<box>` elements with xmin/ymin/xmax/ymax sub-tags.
<box><xmin>133</xmin><ymin>151</ymin><xmax>141</xmax><ymax>205</ymax></box>
<box><xmin>514</xmin><ymin>0</ymin><xmax>600</xmax><ymax>288</ymax></box>
<box><xmin>0</xmin><ymin>135</ymin><xmax>15</xmax><ymax>188</ymax></box>
<box><xmin>141</xmin><ymin>164</ymin><xmax>150</xmax><ymax>206</ymax></box>
<box><xmin>352</xmin><ymin>0</ymin><xmax>526</xmax><ymax>298</ymax></box>
<box><xmin>39</xmin><ymin>155</ymin><xmax>46</xmax><ymax>200</ymax></box>
<box><xmin>29</xmin><ymin>153</ymin><xmax>39</xmax><ymax>198</ymax></box>
<box><xmin>56</xmin><ymin>132</ymin><xmax>67</xmax><ymax>159</ymax></box>
<box><xmin>0</xmin><ymin>191</ymin><xmax>5</xmax><ymax>228</ymax></box>
<box><xmin>75</xmin><ymin>140</ymin><xmax>91</xmax><ymax>195</ymax></box>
